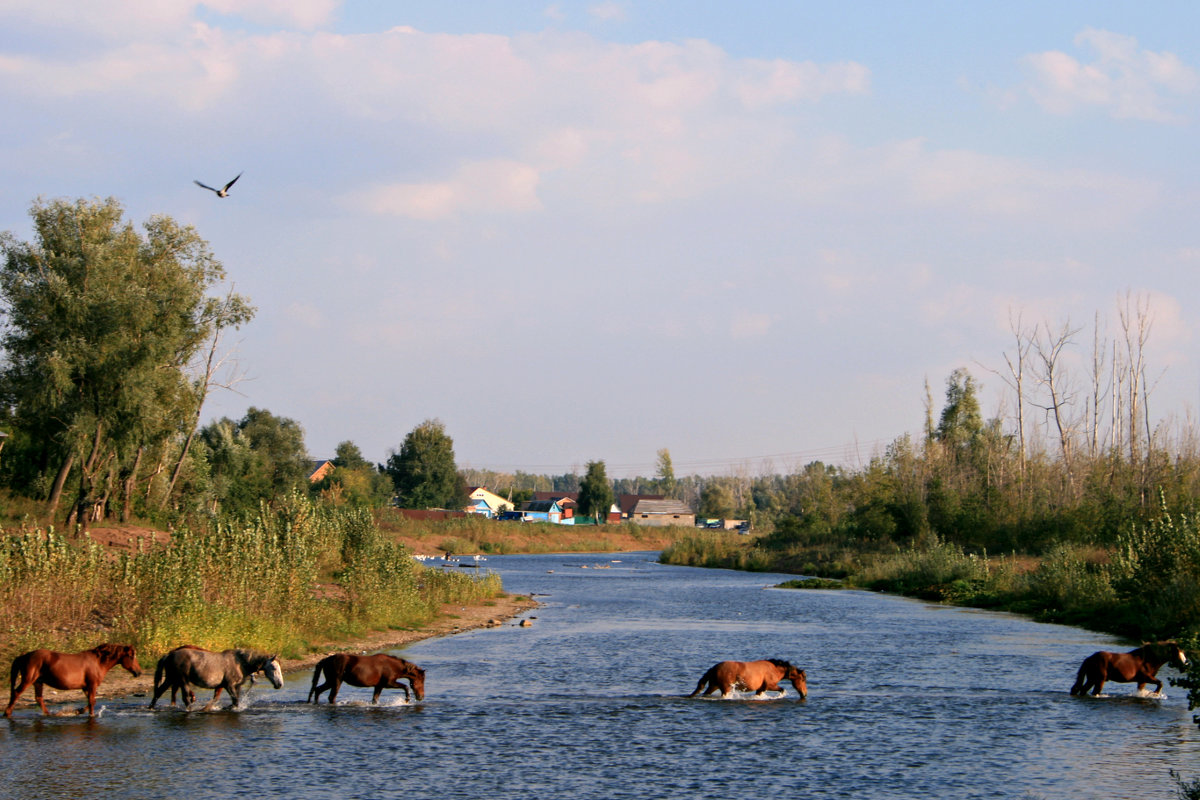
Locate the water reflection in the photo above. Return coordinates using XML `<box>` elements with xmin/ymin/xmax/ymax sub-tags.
<box><xmin>2</xmin><ymin>552</ymin><xmax>1198</xmax><ymax>800</ymax></box>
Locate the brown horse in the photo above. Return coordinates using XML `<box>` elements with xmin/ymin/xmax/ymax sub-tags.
<box><xmin>6</xmin><ymin>643</ymin><xmax>142</xmax><ymax>717</ymax></box>
<box><xmin>307</xmin><ymin>653</ymin><xmax>426</xmax><ymax>704</ymax></box>
<box><xmin>689</xmin><ymin>658</ymin><xmax>807</xmax><ymax>699</ymax></box>
<box><xmin>1070</xmin><ymin>641</ymin><xmax>1188</xmax><ymax>696</ymax></box>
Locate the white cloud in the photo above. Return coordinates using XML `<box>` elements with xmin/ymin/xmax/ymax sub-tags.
<box><xmin>202</xmin><ymin>0</ymin><xmax>338</xmax><ymax>30</ymax></box>
<box><xmin>1021</xmin><ymin>28</ymin><xmax>1198</xmax><ymax>121</ymax></box>
<box><xmin>588</xmin><ymin>2</ymin><xmax>627</xmax><ymax>22</ymax></box>
<box><xmin>735</xmin><ymin>58</ymin><xmax>870</xmax><ymax>109</ymax></box>
<box><xmin>874</xmin><ymin>139</ymin><xmax>1158</xmax><ymax>227</ymax></box>
<box><xmin>348</xmin><ymin>160</ymin><xmax>543</xmax><ymax>220</ymax></box>
<box><xmin>0</xmin><ymin>0</ymin><xmax>337</xmax><ymax>39</ymax></box>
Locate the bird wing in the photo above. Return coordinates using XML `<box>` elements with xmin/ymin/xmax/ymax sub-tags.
<box><xmin>222</xmin><ymin>172</ymin><xmax>243</xmax><ymax>192</ymax></box>
<box><xmin>194</xmin><ymin>180</ymin><xmax>218</xmax><ymax>193</ymax></box>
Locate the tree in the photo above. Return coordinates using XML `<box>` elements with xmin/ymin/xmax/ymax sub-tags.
<box><xmin>655</xmin><ymin>448</ymin><xmax>677</xmax><ymax>496</ymax></box>
<box><xmin>935</xmin><ymin>368</ymin><xmax>984</xmax><ymax>455</ymax></box>
<box><xmin>0</xmin><ymin>197</ymin><xmax>252</xmax><ymax>528</ymax></box>
<box><xmin>315</xmin><ymin>440</ymin><xmax>392</xmax><ymax>507</ymax></box>
<box><xmin>577</xmin><ymin>460</ymin><xmax>613</xmax><ymax>523</ymax></box>
<box><xmin>199</xmin><ymin>407</ymin><xmax>309</xmax><ymax>514</ymax></box>
<box><xmin>698</xmin><ymin>480</ymin><xmax>735</xmax><ymax>519</ymax></box>
<box><xmin>385</xmin><ymin>419</ymin><xmax>464</xmax><ymax>509</ymax></box>
<box><xmin>333</xmin><ymin>441</ymin><xmax>371</xmax><ymax>470</ymax></box>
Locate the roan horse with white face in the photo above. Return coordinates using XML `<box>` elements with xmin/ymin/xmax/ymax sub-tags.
<box><xmin>150</xmin><ymin>647</ymin><xmax>283</xmax><ymax>711</ymax></box>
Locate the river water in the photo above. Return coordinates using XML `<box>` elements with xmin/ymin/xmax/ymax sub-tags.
<box><xmin>3</xmin><ymin>552</ymin><xmax>1198</xmax><ymax>799</ymax></box>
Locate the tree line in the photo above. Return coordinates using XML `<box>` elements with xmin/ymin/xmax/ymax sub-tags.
<box><xmin>4</xmin><ymin>197</ymin><xmax>1196</xmax><ymax>555</ymax></box>
<box><xmin>0</xmin><ymin>198</ymin><xmax>479</xmax><ymax>527</ymax></box>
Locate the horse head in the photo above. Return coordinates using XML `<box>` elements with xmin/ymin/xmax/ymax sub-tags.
<box><xmin>263</xmin><ymin>655</ymin><xmax>284</xmax><ymax>689</ymax></box>
<box><xmin>97</xmin><ymin>643</ymin><xmax>143</xmax><ymax>677</ymax></box>
<box><xmin>770</xmin><ymin>659</ymin><xmax>807</xmax><ymax>698</ymax></box>
<box><xmin>408</xmin><ymin>665</ymin><xmax>426</xmax><ymax>701</ymax></box>
<box><xmin>1143</xmin><ymin>641</ymin><xmax>1189</xmax><ymax>669</ymax></box>
<box><xmin>785</xmin><ymin>665</ymin><xmax>807</xmax><ymax>698</ymax></box>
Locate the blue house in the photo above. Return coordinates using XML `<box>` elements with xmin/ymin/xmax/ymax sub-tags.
<box><xmin>511</xmin><ymin>499</ymin><xmax>575</xmax><ymax>525</ymax></box>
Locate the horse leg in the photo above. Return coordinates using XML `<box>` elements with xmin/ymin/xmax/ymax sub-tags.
<box><xmin>309</xmin><ymin>679</ymin><xmax>332</xmax><ymax>704</ymax></box>
<box><xmin>327</xmin><ymin>677</ymin><xmax>342</xmax><ymax>704</ymax></box>
<box><xmin>307</xmin><ymin>666</ymin><xmax>325</xmax><ymax>703</ymax></box>
<box><xmin>84</xmin><ymin>679</ymin><xmax>98</xmax><ymax>717</ymax></box>
<box><xmin>372</xmin><ymin>685</ymin><xmax>383</xmax><ymax>704</ymax></box>
<box><xmin>34</xmin><ymin>680</ymin><xmax>50</xmax><ymax>715</ymax></box>
<box><xmin>206</xmin><ymin>683</ymin><xmax>233</xmax><ymax>712</ymax></box>
<box><xmin>150</xmin><ymin>684</ymin><xmax>164</xmax><ymax>709</ymax></box>
<box><xmin>389</xmin><ymin>679</ymin><xmax>411</xmax><ymax>702</ymax></box>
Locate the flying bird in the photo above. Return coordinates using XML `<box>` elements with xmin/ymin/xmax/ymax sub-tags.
<box><xmin>194</xmin><ymin>172</ymin><xmax>242</xmax><ymax>197</ymax></box>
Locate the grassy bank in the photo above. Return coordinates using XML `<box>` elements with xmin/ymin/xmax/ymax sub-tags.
<box><xmin>662</xmin><ymin>503</ymin><xmax>1200</xmax><ymax>645</ymax></box>
<box><xmin>0</xmin><ymin>494</ymin><xmax>503</xmax><ymax>665</ymax></box>
<box><xmin>375</xmin><ymin>511</ymin><xmax>683</xmax><ymax>555</ymax></box>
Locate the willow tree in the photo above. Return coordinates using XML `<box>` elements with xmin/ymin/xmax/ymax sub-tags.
<box><xmin>0</xmin><ymin>197</ymin><xmax>253</xmax><ymax>527</ymax></box>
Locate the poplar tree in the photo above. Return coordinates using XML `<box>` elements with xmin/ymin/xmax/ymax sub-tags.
<box><xmin>578</xmin><ymin>460</ymin><xmax>613</xmax><ymax>524</ymax></box>
<box><xmin>655</xmin><ymin>448</ymin><xmax>677</xmax><ymax>496</ymax></box>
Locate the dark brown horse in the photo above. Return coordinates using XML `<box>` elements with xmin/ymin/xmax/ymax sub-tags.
<box><xmin>689</xmin><ymin>658</ymin><xmax>807</xmax><ymax>699</ymax></box>
<box><xmin>6</xmin><ymin>643</ymin><xmax>142</xmax><ymax>717</ymax></box>
<box><xmin>1070</xmin><ymin>641</ymin><xmax>1188</xmax><ymax>696</ymax></box>
<box><xmin>307</xmin><ymin>653</ymin><xmax>426</xmax><ymax>704</ymax></box>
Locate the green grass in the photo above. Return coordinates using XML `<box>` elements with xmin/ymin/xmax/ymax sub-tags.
<box><xmin>0</xmin><ymin>493</ymin><xmax>504</xmax><ymax>663</ymax></box>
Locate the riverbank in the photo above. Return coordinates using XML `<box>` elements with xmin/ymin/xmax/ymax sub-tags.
<box><xmin>19</xmin><ymin>592</ymin><xmax>538</xmax><ymax>711</ymax></box>
<box><xmin>376</xmin><ymin>512</ymin><xmax>683</xmax><ymax>555</ymax></box>
<box><xmin>660</xmin><ymin>522</ymin><xmax>1198</xmax><ymax>646</ymax></box>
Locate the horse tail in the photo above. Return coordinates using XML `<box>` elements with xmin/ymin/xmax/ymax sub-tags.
<box><xmin>1070</xmin><ymin>655</ymin><xmax>1093</xmax><ymax>696</ymax></box>
<box><xmin>154</xmin><ymin>655</ymin><xmax>166</xmax><ymax>692</ymax></box>
<box><xmin>307</xmin><ymin>659</ymin><xmax>324</xmax><ymax>703</ymax></box>
<box><xmin>688</xmin><ymin>664</ymin><xmax>717</xmax><ymax>697</ymax></box>
<box><xmin>10</xmin><ymin>653</ymin><xmax>28</xmax><ymax>696</ymax></box>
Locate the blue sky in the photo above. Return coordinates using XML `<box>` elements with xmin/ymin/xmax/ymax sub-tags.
<box><xmin>2</xmin><ymin>1</ymin><xmax>1199</xmax><ymax>478</ymax></box>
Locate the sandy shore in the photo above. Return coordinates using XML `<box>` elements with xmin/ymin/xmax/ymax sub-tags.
<box><xmin>12</xmin><ymin>593</ymin><xmax>538</xmax><ymax>712</ymax></box>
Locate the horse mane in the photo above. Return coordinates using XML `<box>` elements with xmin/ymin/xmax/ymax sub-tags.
<box><xmin>765</xmin><ymin>658</ymin><xmax>794</xmax><ymax>670</ymax></box>
<box><xmin>233</xmin><ymin>649</ymin><xmax>274</xmax><ymax>670</ymax></box>
<box><xmin>1133</xmin><ymin>641</ymin><xmax>1182</xmax><ymax>664</ymax></box>
<box><xmin>91</xmin><ymin>642</ymin><xmax>129</xmax><ymax>659</ymax></box>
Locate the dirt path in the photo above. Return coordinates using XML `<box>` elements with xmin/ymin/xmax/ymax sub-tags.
<box><xmin>17</xmin><ymin>593</ymin><xmax>537</xmax><ymax>712</ymax></box>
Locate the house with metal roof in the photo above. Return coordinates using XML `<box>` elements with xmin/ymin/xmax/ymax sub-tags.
<box><xmin>626</xmin><ymin>497</ymin><xmax>695</xmax><ymax>527</ymax></box>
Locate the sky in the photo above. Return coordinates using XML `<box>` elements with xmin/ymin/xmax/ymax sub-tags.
<box><xmin>2</xmin><ymin>1</ymin><xmax>1200</xmax><ymax>479</ymax></box>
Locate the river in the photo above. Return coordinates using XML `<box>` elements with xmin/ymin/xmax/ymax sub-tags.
<box><xmin>3</xmin><ymin>552</ymin><xmax>1198</xmax><ymax>799</ymax></box>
